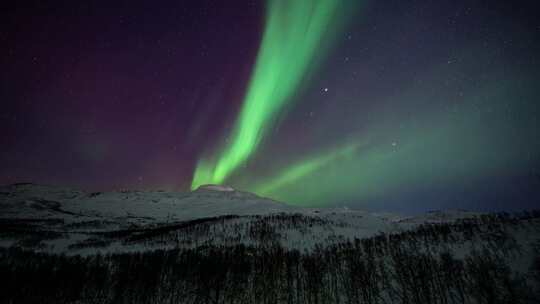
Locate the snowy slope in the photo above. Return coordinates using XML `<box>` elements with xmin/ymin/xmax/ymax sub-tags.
<box><xmin>0</xmin><ymin>183</ymin><xmax>506</xmax><ymax>255</ymax></box>
<box><xmin>0</xmin><ymin>183</ymin><xmax>400</xmax><ymax>253</ymax></box>
<box><xmin>0</xmin><ymin>183</ymin><xmax>295</xmax><ymax>224</ymax></box>
<box><xmin>3</xmin><ymin>183</ymin><xmax>539</xmax><ymax>304</ymax></box>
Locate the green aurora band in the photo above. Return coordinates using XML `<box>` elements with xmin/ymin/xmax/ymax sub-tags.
<box><xmin>191</xmin><ymin>0</ymin><xmax>354</xmax><ymax>189</ymax></box>
<box><xmin>189</xmin><ymin>2</ymin><xmax>538</xmax><ymax>209</ymax></box>
<box><xmin>238</xmin><ymin>71</ymin><xmax>539</xmax><ymax>206</ymax></box>
<box><xmin>254</xmin><ymin>142</ymin><xmax>361</xmax><ymax>196</ymax></box>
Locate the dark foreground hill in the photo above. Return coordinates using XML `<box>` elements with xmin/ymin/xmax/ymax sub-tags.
<box><xmin>2</xmin><ymin>211</ymin><xmax>540</xmax><ymax>304</ymax></box>
<box><xmin>1</xmin><ymin>184</ymin><xmax>539</xmax><ymax>303</ymax></box>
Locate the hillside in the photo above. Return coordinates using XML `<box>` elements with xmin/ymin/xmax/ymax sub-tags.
<box><xmin>1</xmin><ymin>183</ymin><xmax>539</xmax><ymax>303</ymax></box>
<box><xmin>0</xmin><ymin>183</ymin><xmax>402</xmax><ymax>253</ymax></box>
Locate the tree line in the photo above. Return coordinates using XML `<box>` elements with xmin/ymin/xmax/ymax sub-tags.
<box><xmin>2</xmin><ymin>211</ymin><xmax>539</xmax><ymax>304</ymax></box>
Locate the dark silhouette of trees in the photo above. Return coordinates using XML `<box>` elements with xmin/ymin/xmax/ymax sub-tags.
<box><xmin>1</xmin><ymin>211</ymin><xmax>538</xmax><ymax>303</ymax></box>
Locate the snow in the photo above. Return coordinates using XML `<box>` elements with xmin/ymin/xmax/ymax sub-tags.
<box><xmin>2</xmin><ymin>183</ymin><xmax>539</xmax><ymax>303</ymax></box>
<box><xmin>1</xmin><ymin>183</ymin><xmax>531</xmax><ymax>257</ymax></box>
<box><xmin>0</xmin><ymin>183</ymin><xmax>294</xmax><ymax>225</ymax></box>
<box><xmin>196</xmin><ymin>184</ymin><xmax>235</xmax><ymax>192</ymax></box>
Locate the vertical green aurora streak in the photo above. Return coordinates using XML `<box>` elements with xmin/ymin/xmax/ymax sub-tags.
<box><xmin>191</xmin><ymin>0</ymin><xmax>352</xmax><ymax>189</ymax></box>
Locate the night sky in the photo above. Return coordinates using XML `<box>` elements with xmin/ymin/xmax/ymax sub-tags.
<box><xmin>2</xmin><ymin>0</ymin><xmax>539</xmax><ymax>213</ymax></box>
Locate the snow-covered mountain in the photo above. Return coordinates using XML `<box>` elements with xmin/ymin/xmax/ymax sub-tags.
<box><xmin>1</xmin><ymin>183</ymin><xmax>293</xmax><ymax>223</ymax></box>
<box><xmin>2</xmin><ymin>183</ymin><xmax>539</xmax><ymax>303</ymax></box>
<box><xmin>1</xmin><ymin>183</ymin><xmax>402</xmax><ymax>253</ymax></box>
<box><xmin>1</xmin><ymin>183</ymin><xmax>536</xmax><ymax>254</ymax></box>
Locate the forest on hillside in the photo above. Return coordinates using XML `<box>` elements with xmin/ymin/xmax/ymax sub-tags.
<box><xmin>2</xmin><ymin>212</ymin><xmax>540</xmax><ymax>304</ymax></box>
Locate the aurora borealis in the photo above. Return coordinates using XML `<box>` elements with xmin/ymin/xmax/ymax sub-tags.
<box><xmin>2</xmin><ymin>0</ymin><xmax>539</xmax><ymax>212</ymax></box>
<box><xmin>192</xmin><ymin>1</ymin><xmax>352</xmax><ymax>189</ymax></box>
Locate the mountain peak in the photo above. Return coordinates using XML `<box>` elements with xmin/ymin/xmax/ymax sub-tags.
<box><xmin>195</xmin><ymin>184</ymin><xmax>235</xmax><ymax>192</ymax></box>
